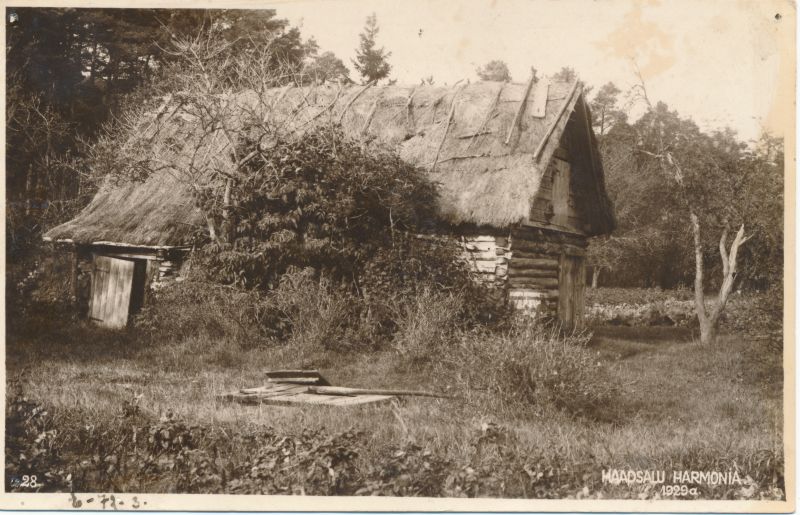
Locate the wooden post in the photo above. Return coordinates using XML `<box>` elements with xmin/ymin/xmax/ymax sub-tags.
<box><xmin>430</xmin><ymin>84</ymin><xmax>465</xmax><ymax>171</ymax></box>
<box><xmin>70</xmin><ymin>245</ymin><xmax>79</xmax><ymax>305</ymax></box>
<box><xmin>505</xmin><ymin>68</ymin><xmax>537</xmax><ymax>146</ymax></box>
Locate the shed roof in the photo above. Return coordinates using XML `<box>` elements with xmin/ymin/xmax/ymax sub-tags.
<box><xmin>44</xmin><ymin>78</ymin><xmax>615</xmax><ymax>247</ymax></box>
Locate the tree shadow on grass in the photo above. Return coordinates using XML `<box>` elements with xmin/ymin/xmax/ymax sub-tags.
<box><xmin>7</xmin><ymin>299</ymin><xmax>149</xmax><ymax>368</ymax></box>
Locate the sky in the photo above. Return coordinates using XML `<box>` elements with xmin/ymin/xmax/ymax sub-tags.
<box><xmin>262</xmin><ymin>0</ymin><xmax>793</xmax><ymax>142</ymax></box>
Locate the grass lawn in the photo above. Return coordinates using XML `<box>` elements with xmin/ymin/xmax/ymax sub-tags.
<box><xmin>5</xmin><ymin>302</ymin><xmax>785</xmax><ymax>499</ymax></box>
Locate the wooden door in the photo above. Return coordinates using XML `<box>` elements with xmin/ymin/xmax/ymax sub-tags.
<box><xmin>558</xmin><ymin>254</ymin><xmax>586</xmax><ymax>330</ymax></box>
<box><xmin>552</xmin><ymin>158</ymin><xmax>571</xmax><ymax>227</ymax></box>
<box><xmin>89</xmin><ymin>255</ymin><xmax>135</xmax><ymax>329</ymax></box>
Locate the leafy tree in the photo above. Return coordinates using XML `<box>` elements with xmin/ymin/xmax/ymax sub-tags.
<box><xmin>352</xmin><ymin>13</ymin><xmax>392</xmax><ymax>84</ymax></box>
<box><xmin>302</xmin><ymin>51</ymin><xmax>351</xmax><ymax>85</ymax></box>
<box><xmin>630</xmin><ymin>96</ymin><xmax>764</xmax><ymax>344</ymax></box>
<box><xmin>196</xmin><ymin>127</ymin><xmax>439</xmax><ymax>290</ymax></box>
<box><xmin>553</xmin><ymin>66</ymin><xmax>577</xmax><ymax>83</ymax></box>
<box><xmin>476</xmin><ymin>60</ymin><xmax>511</xmax><ymax>82</ymax></box>
<box><xmin>586</xmin><ymin>82</ymin><xmax>633</xmax><ymax>287</ymax></box>
<box><xmin>553</xmin><ymin>66</ymin><xmax>591</xmax><ymax>96</ymax></box>
<box><xmin>586</xmin><ymin>78</ymin><xmax>781</xmax><ymax>306</ymax></box>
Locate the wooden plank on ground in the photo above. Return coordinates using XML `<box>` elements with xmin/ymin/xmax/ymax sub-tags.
<box><xmin>265</xmin><ymin>369</ymin><xmax>331</xmax><ymax>386</ymax></box>
<box><xmin>240</xmin><ymin>384</ymin><xmax>300</xmax><ymax>395</ymax></box>
<box><xmin>324</xmin><ymin>394</ymin><xmax>395</xmax><ymax>406</ymax></box>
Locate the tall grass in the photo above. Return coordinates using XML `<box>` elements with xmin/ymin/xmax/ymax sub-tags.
<box><xmin>442</xmin><ymin>320</ymin><xmax>620</xmax><ymax>421</ymax></box>
<box><xmin>391</xmin><ymin>287</ymin><xmax>463</xmax><ymax>363</ymax></box>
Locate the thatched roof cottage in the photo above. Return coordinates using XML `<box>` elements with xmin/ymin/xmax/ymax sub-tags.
<box><xmin>45</xmin><ymin>77</ymin><xmax>614</xmax><ymax>329</ymax></box>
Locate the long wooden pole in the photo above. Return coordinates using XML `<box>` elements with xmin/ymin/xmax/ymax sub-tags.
<box><xmin>306</xmin><ymin>386</ymin><xmax>454</xmax><ymax>399</ymax></box>
<box><xmin>505</xmin><ymin>68</ymin><xmax>537</xmax><ymax>145</ymax></box>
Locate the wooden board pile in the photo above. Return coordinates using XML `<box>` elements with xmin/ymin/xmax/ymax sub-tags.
<box><xmin>221</xmin><ymin>370</ymin><xmax>448</xmax><ymax>408</ymax></box>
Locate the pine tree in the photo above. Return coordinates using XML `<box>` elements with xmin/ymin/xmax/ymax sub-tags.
<box><xmin>352</xmin><ymin>13</ymin><xmax>391</xmax><ymax>84</ymax></box>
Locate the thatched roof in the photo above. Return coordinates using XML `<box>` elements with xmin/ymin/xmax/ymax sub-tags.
<box><xmin>44</xmin><ymin>78</ymin><xmax>614</xmax><ymax>247</ymax></box>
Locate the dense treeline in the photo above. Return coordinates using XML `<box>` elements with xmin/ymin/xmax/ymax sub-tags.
<box><xmin>587</xmin><ymin>84</ymin><xmax>783</xmax><ymax>292</ymax></box>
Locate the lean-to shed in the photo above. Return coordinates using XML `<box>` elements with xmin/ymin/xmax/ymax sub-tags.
<box><xmin>44</xmin><ymin>77</ymin><xmax>614</xmax><ymax>329</ymax></box>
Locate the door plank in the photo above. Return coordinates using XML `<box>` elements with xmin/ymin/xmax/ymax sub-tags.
<box><xmin>110</xmin><ymin>259</ymin><xmax>134</xmax><ymax>328</ymax></box>
<box><xmin>91</xmin><ymin>256</ymin><xmax>111</xmax><ymax>322</ymax></box>
<box><xmin>90</xmin><ymin>256</ymin><xmax>136</xmax><ymax>329</ymax></box>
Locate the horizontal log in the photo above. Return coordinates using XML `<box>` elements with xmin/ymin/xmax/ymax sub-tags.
<box><xmin>512</xmin><ymin>250</ymin><xmax>559</xmax><ymax>260</ymax></box>
<box><xmin>508</xmin><ymin>268</ymin><xmax>558</xmax><ymax>278</ymax></box>
<box><xmin>512</xmin><ymin>227</ymin><xmax>587</xmax><ymax>246</ymax></box>
<box><xmin>510</xmin><ymin>239</ymin><xmax>586</xmax><ymax>256</ymax></box>
<box><xmin>508</xmin><ymin>277</ymin><xmax>559</xmax><ymax>288</ymax></box>
<box><xmin>510</xmin><ymin>241</ymin><xmax>562</xmax><ymax>254</ymax></box>
<box><xmin>509</xmin><ymin>258</ymin><xmax>559</xmax><ymax>269</ymax></box>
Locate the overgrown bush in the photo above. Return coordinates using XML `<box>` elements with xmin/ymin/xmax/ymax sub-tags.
<box><xmin>448</xmin><ymin>320</ymin><xmax>620</xmax><ymax>421</ymax></box>
<box><xmin>129</xmin><ymin>124</ymin><xmax>509</xmax><ymax>352</ymax></box>
<box><xmin>6</xmin><ymin>244</ymin><xmax>79</xmax><ymax>336</ymax></box>
<box><xmin>134</xmin><ymin>277</ymin><xmax>275</xmax><ymax>346</ymax></box>
<box><xmin>725</xmin><ymin>285</ymin><xmax>783</xmax><ymax>352</ymax></box>
<box><xmin>194</xmin><ymin>126</ymin><xmax>440</xmax><ymax>290</ymax></box>
<box><xmin>5</xmin><ymin>389</ymin><xmax>69</xmax><ymax>492</ymax></box>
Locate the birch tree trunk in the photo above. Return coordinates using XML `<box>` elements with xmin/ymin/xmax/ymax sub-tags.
<box><xmin>690</xmin><ymin>213</ymin><xmax>750</xmax><ymax>344</ymax></box>
<box><xmin>591</xmin><ymin>267</ymin><xmax>601</xmax><ymax>289</ymax></box>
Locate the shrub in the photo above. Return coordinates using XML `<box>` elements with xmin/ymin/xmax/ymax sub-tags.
<box><xmin>4</xmin><ymin>396</ymin><xmax>785</xmax><ymax>499</ymax></box>
<box><xmin>358</xmin><ymin>442</ymin><xmax>451</xmax><ymax>496</ymax></box>
<box><xmin>5</xmin><ymin>389</ymin><xmax>68</xmax><ymax>492</ymax></box>
<box><xmin>134</xmin><ymin>277</ymin><xmax>274</xmax><ymax>346</ymax></box>
<box><xmin>449</xmin><ymin>320</ymin><xmax>620</xmax><ymax>421</ymax></box>
<box><xmin>724</xmin><ymin>285</ymin><xmax>783</xmax><ymax>352</ymax></box>
<box><xmin>195</xmin><ymin>126</ymin><xmax>440</xmax><ymax>290</ymax></box>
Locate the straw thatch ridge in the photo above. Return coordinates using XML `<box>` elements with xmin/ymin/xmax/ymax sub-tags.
<box><xmin>44</xmin><ymin>78</ymin><xmax>614</xmax><ymax>247</ymax></box>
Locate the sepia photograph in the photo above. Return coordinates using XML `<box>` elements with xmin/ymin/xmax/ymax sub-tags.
<box><xmin>2</xmin><ymin>0</ymin><xmax>794</xmax><ymax>511</ymax></box>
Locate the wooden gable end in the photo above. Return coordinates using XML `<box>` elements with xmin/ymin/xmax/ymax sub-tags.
<box><xmin>527</xmin><ymin>100</ymin><xmax>607</xmax><ymax>235</ymax></box>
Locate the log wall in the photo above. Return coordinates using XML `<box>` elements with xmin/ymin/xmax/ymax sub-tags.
<box><xmin>457</xmin><ymin>226</ymin><xmax>588</xmax><ymax>328</ymax></box>
<box><xmin>507</xmin><ymin>226</ymin><xmax>587</xmax><ymax>324</ymax></box>
<box><xmin>460</xmin><ymin>234</ymin><xmax>511</xmax><ymax>287</ymax></box>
